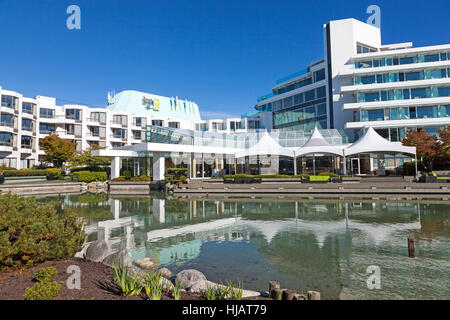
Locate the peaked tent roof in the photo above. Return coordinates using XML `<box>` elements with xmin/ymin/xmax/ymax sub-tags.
<box><xmin>293</xmin><ymin>127</ymin><xmax>345</xmax><ymax>157</ymax></box>
<box><xmin>344</xmin><ymin>127</ymin><xmax>416</xmax><ymax>156</ymax></box>
<box><xmin>235</xmin><ymin>131</ymin><xmax>294</xmax><ymax>158</ymax></box>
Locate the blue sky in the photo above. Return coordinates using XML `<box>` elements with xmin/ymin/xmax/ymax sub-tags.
<box><xmin>0</xmin><ymin>0</ymin><xmax>449</xmax><ymax>119</ymax></box>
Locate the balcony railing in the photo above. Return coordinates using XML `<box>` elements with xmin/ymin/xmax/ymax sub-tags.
<box><xmin>110</xmin><ymin>134</ymin><xmax>127</xmax><ymax>140</ymax></box>
<box><xmin>0</xmin><ymin>141</ymin><xmax>13</xmax><ymax>146</ymax></box>
<box><xmin>0</xmin><ymin>121</ymin><xmax>14</xmax><ymax>128</ymax></box>
<box><xmin>21</xmin><ymin>144</ymin><xmax>32</xmax><ymax>149</ymax></box>
<box><xmin>39</xmin><ymin>130</ymin><xmax>56</xmax><ymax>134</ymax></box>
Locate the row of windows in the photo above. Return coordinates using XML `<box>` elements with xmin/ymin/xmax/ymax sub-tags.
<box><xmin>357</xmin><ymin>43</ymin><xmax>377</xmax><ymax>54</ymax></box>
<box><xmin>354</xmin><ymin>68</ymin><xmax>450</xmax><ymax>85</ymax></box>
<box><xmin>1</xmin><ymin>95</ymin><xmax>18</xmax><ymax>108</ymax></box>
<box><xmin>273</xmin><ymin>102</ymin><xmax>327</xmax><ymax>127</ymax></box>
<box><xmin>268</xmin><ymin>86</ymin><xmax>327</xmax><ymax>112</ymax></box>
<box><xmin>275</xmin><ymin>118</ymin><xmax>328</xmax><ymax>131</ymax></box>
<box><xmin>355</xmin><ymin>105</ymin><xmax>450</xmax><ymax>122</ymax></box>
<box><xmin>355</xmin><ymin>52</ymin><xmax>450</xmax><ymax>69</ymax></box>
<box><xmin>357</xmin><ymin>86</ymin><xmax>450</xmax><ymax>102</ymax></box>
<box><xmin>273</xmin><ymin>69</ymin><xmax>325</xmax><ymax>96</ymax></box>
<box><xmin>369</xmin><ymin>126</ymin><xmax>446</xmax><ymax>142</ymax></box>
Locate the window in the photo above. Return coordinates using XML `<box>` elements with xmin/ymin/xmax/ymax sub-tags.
<box><xmin>168</xmin><ymin>122</ymin><xmax>180</xmax><ymax>128</ymax></box>
<box><xmin>22</xmin><ymin>119</ymin><xmax>32</xmax><ymax>131</ymax></box>
<box><xmin>438</xmin><ymin>105</ymin><xmax>450</xmax><ymax>117</ymax></box>
<box><xmin>0</xmin><ymin>132</ymin><xmax>12</xmax><ymax>146</ymax></box>
<box><xmin>1</xmin><ymin>95</ymin><xmax>18</xmax><ymax>109</ymax></box>
<box><xmin>65</xmin><ymin>124</ymin><xmax>75</xmax><ymax>135</ymax></box>
<box><xmin>1</xmin><ymin>114</ymin><xmax>13</xmax><ymax>127</ymax></box>
<box><xmin>134</xmin><ymin>117</ymin><xmax>142</xmax><ymax>126</ymax></box>
<box><xmin>411</xmin><ymin>88</ymin><xmax>428</xmax><ymax>99</ymax></box>
<box><xmin>316</xmin><ymin>86</ymin><xmax>326</xmax><ymax>98</ymax></box>
<box><xmin>293</xmin><ymin>93</ymin><xmax>303</xmax><ymax>105</ymax></box>
<box><xmin>112</xmin><ymin>128</ymin><xmax>126</xmax><ymax>138</ymax></box>
<box><xmin>152</xmin><ymin>120</ymin><xmax>163</xmax><ymax>126</ymax></box>
<box><xmin>22</xmin><ymin>102</ymin><xmax>35</xmax><ymax>114</ymax></box>
<box><xmin>365</xmin><ymin>92</ymin><xmax>380</xmax><ymax>102</ymax></box>
<box><xmin>39</xmin><ymin>123</ymin><xmax>55</xmax><ymax>134</ymax></box>
<box><xmin>21</xmin><ymin>136</ymin><xmax>32</xmax><ymax>148</ymax></box>
<box><xmin>273</xmin><ymin>100</ymin><xmax>282</xmax><ymax>111</ymax></box>
<box><xmin>40</xmin><ymin>108</ymin><xmax>54</xmax><ymax>119</ymax></box>
<box><xmin>133</xmin><ymin>130</ymin><xmax>142</xmax><ymax>139</ymax></box>
<box><xmin>314</xmin><ymin>69</ymin><xmax>325</xmax><ymax>82</ymax></box>
<box><xmin>304</xmin><ymin>89</ymin><xmax>315</xmax><ymax>102</ymax></box>
<box><xmin>283</xmin><ymin>97</ymin><xmax>292</xmax><ymax>108</ymax></box>
<box><xmin>390</xmin><ymin>108</ymin><xmax>399</xmax><ymax>120</ymax></box>
<box><xmin>438</xmin><ymin>86</ymin><xmax>450</xmax><ymax>97</ymax></box>
<box><xmin>368</xmin><ymin>109</ymin><xmax>384</xmax><ymax>121</ymax></box>
<box><xmin>89</xmin><ymin>126</ymin><xmax>99</xmax><ymax>137</ymax></box>
<box><xmin>316</xmin><ymin>103</ymin><xmax>327</xmax><ymax>116</ymax></box>
<box><xmin>424</xmin><ymin>54</ymin><xmax>439</xmax><ymax>62</ymax></box>
<box><xmin>400</xmin><ymin>56</ymin><xmax>416</xmax><ymax>65</ymax></box>
<box><xmin>113</xmin><ymin>115</ymin><xmax>127</xmax><ymax>124</ymax></box>
<box><xmin>66</xmin><ymin>109</ymin><xmax>81</xmax><ymax>120</ymax></box>
<box><xmin>409</xmin><ymin>107</ymin><xmax>417</xmax><ymax>119</ymax></box>
<box><xmin>417</xmin><ymin>106</ymin><xmax>436</xmax><ymax>119</ymax></box>
<box><xmin>405</xmin><ymin>71</ymin><xmax>423</xmax><ymax>81</ymax></box>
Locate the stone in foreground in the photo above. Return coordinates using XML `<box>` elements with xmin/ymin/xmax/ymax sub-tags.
<box><xmin>85</xmin><ymin>240</ymin><xmax>111</xmax><ymax>262</ymax></box>
<box><xmin>133</xmin><ymin>258</ymin><xmax>155</xmax><ymax>270</ymax></box>
<box><xmin>102</xmin><ymin>249</ymin><xmax>132</xmax><ymax>267</ymax></box>
<box><xmin>159</xmin><ymin>267</ymin><xmax>173</xmax><ymax>279</ymax></box>
<box><xmin>175</xmin><ymin>269</ymin><xmax>207</xmax><ymax>289</ymax></box>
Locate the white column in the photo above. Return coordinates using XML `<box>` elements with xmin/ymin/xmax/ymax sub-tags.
<box><xmin>111</xmin><ymin>156</ymin><xmax>120</xmax><ymax>179</ymax></box>
<box><xmin>377</xmin><ymin>154</ymin><xmax>386</xmax><ymax>176</ymax></box>
<box><xmin>293</xmin><ymin>156</ymin><xmax>297</xmax><ymax>176</ymax></box>
<box><xmin>111</xmin><ymin>199</ymin><xmax>121</xmax><ymax>220</ymax></box>
<box><xmin>152</xmin><ymin>153</ymin><xmax>165</xmax><ymax>181</ymax></box>
<box><xmin>153</xmin><ymin>198</ymin><xmax>165</xmax><ymax>223</ymax></box>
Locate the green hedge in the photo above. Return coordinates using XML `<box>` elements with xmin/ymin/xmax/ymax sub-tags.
<box><xmin>224</xmin><ymin>174</ymin><xmax>291</xmax><ymax>179</ymax></box>
<box><xmin>71</xmin><ymin>171</ymin><xmax>107</xmax><ymax>183</ymax></box>
<box><xmin>46</xmin><ymin>168</ymin><xmax>62</xmax><ymax>180</ymax></box>
<box><xmin>295</xmin><ymin>174</ymin><xmax>310</xmax><ymax>178</ymax></box>
<box><xmin>3</xmin><ymin>169</ymin><xmax>47</xmax><ymax>177</ymax></box>
<box><xmin>0</xmin><ymin>194</ymin><xmax>86</xmax><ymax>272</ymax></box>
<box><xmin>130</xmin><ymin>175</ymin><xmax>152</xmax><ymax>182</ymax></box>
<box><xmin>318</xmin><ymin>172</ymin><xmax>340</xmax><ymax>178</ymax></box>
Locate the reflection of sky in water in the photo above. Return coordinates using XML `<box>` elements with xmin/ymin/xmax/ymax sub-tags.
<box><xmin>42</xmin><ymin>193</ymin><xmax>450</xmax><ymax>300</ymax></box>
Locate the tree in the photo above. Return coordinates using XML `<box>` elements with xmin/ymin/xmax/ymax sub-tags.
<box><xmin>69</xmin><ymin>146</ymin><xmax>111</xmax><ymax>168</ymax></box>
<box><xmin>39</xmin><ymin>134</ymin><xmax>76</xmax><ymax>168</ymax></box>
<box><xmin>437</xmin><ymin>125</ymin><xmax>450</xmax><ymax>157</ymax></box>
<box><xmin>401</xmin><ymin>128</ymin><xmax>440</xmax><ymax>171</ymax></box>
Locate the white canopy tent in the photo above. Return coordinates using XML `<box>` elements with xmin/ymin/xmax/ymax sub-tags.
<box><xmin>343</xmin><ymin>127</ymin><xmax>417</xmax><ymax>177</ymax></box>
<box><xmin>293</xmin><ymin>127</ymin><xmax>345</xmax><ymax>175</ymax></box>
<box><xmin>234</xmin><ymin>131</ymin><xmax>294</xmax><ymax>158</ymax></box>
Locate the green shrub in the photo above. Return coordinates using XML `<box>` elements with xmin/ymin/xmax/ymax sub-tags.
<box><xmin>112</xmin><ymin>261</ymin><xmax>143</xmax><ymax>297</ymax></box>
<box><xmin>0</xmin><ymin>194</ymin><xmax>86</xmax><ymax>272</ymax></box>
<box><xmin>3</xmin><ymin>169</ymin><xmax>47</xmax><ymax>177</ymax></box>
<box><xmin>22</xmin><ymin>278</ymin><xmax>61</xmax><ymax>300</ymax></box>
<box><xmin>224</xmin><ymin>174</ymin><xmax>291</xmax><ymax>179</ymax></box>
<box><xmin>295</xmin><ymin>174</ymin><xmax>310</xmax><ymax>178</ymax></box>
<box><xmin>111</xmin><ymin>176</ymin><xmax>127</xmax><ymax>181</ymax></box>
<box><xmin>318</xmin><ymin>172</ymin><xmax>340</xmax><ymax>178</ymax></box>
<box><xmin>122</xmin><ymin>170</ymin><xmax>132</xmax><ymax>179</ymax></box>
<box><xmin>130</xmin><ymin>175</ymin><xmax>152</xmax><ymax>182</ymax></box>
<box><xmin>71</xmin><ymin>171</ymin><xmax>107</xmax><ymax>183</ymax></box>
<box><xmin>46</xmin><ymin>168</ymin><xmax>62</xmax><ymax>180</ymax></box>
<box><xmin>35</xmin><ymin>266</ymin><xmax>58</xmax><ymax>282</ymax></box>
<box><xmin>63</xmin><ymin>176</ymin><xmax>72</xmax><ymax>181</ymax></box>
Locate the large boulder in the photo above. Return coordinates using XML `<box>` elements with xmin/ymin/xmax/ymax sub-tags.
<box><xmin>174</xmin><ymin>269</ymin><xmax>207</xmax><ymax>289</ymax></box>
<box><xmin>187</xmin><ymin>280</ymin><xmax>216</xmax><ymax>293</ymax></box>
<box><xmin>159</xmin><ymin>267</ymin><xmax>173</xmax><ymax>279</ymax></box>
<box><xmin>85</xmin><ymin>240</ymin><xmax>111</xmax><ymax>262</ymax></box>
<box><xmin>102</xmin><ymin>249</ymin><xmax>132</xmax><ymax>267</ymax></box>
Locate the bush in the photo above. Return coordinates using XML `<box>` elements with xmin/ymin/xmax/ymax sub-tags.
<box><xmin>129</xmin><ymin>175</ymin><xmax>152</xmax><ymax>182</ymax></box>
<box><xmin>35</xmin><ymin>266</ymin><xmax>58</xmax><ymax>282</ymax></box>
<box><xmin>121</xmin><ymin>170</ymin><xmax>132</xmax><ymax>179</ymax></box>
<box><xmin>318</xmin><ymin>172</ymin><xmax>340</xmax><ymax>178</ymax></box>
<box><xmin>295</xmin><ymin>174</ymin><xmax>310</xmax><ymax>178</ymax></box>
<box><xmin>22</xmin><ymin>278</ymin><xmax>61</xmax><ymax>300</ymax></box>
<box><xmin>0</xmin><ymin>194</ymin><xmax>86</xmax><ymax>272</ymax></box>
<box><xmin>224</xmin><ymin>174</ymin><xmax>291</xmax><ymax>179</ymax></box>
<box><xmin>46</xmin><ymin>168</ymin><xmax>62</xmax><ymax>180</ymax></box>
<box><xmin>3</xmin><ymin>169</ymin><xmax>47</xmax><ymax>177</ymax></box>
<box><xmin>111</xmin><ymin>176</ymin><xmax>127</xmax><ymax>181</ymax></box>
<box><xmin>71</xmin><ymin>171</ymin><xmax>107</xmax><ymax>183</ymax></box>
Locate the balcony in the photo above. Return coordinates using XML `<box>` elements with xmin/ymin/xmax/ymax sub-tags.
<box><xmin>87</xmin><ymin>118</ymin><xmax>106</xmax><ymax>125</ymax></box>
<box><xmin>0</xmin><ymin>121</ymin><xmax>14</xmax><ymax>128</ymax></box>
<box><xmin>110</xmin><ymin>134</ymin><xmax>127</xmax><ymax>141</ymax></box>
<box><xmin>21</xmin><ymin>144</ymin><xmax>32</xmax><ymax>149</ymax></box>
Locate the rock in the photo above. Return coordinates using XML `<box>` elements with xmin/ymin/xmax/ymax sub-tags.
<box><xmin>294</xmin><ymin>294</ymin><xmax>307</xmax><ymax>300</ymax></box>
<box><xmin>160</xmin><ymin>277</ymin><xmax>174</xmax><ymax>291</ymax></box>
<box><xmin>133</xmin><ymin>258</ymin><xmax>155</xmax><ymax>270</ymax></box>
<box><xmin>307</xmin><ymin>291</ymin><xmax>321</xmax><ymax>300</ymax></box>
<box><xmin>102</xmin><ymin>249</ymin><xmax>132</xmax><ymax>267</ymax></box>
<box><xmin>74</xmin><ymin>251</ymin><xmax>84</xmax><ymax>259</ymax></box>
<box><xmin>174</xmin><ymin>269</ymin><xmax>207</xmax><ymax>289</ymax></box>
<box><xmin>159</xmin><ymin>267</ymin><xmax>173</xmax><ymax>279</ymax></box>
<box><xmin>187</xmin><ymin>280</ymin><xmax>216</xmax><ymax>293</ymax></box>
<box><xmin>85</xmin><ymin>240</ymin><xmax>111</xmax><ymax>262</ymax></box>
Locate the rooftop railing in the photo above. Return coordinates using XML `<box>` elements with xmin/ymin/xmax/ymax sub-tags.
<box><xmin>275</xmin><ymin>68</ymin><xmax>309</xmax><ymax>85</ymax></box>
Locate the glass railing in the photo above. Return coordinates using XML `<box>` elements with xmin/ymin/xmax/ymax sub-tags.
<box><xmin>275</xmin><ymin>68</ymin><xmax>309</xmax><ymax>85</ymax></box>
<box><xmin>256</xmin><ymin>93</ymin><xmax>275</xmax><ymax>102</ymax></box>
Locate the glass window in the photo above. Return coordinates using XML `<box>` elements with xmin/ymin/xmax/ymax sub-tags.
<box><xmin>283</xmin><ymin>97</ymin><xmax>293</xmax><ymax>109</ymax></box>
<box><xmin>360</xmin><ymin>75</ymin><xmax>376</xmax><ymax>84</ymax></box>
<box><xmin>424</xmin><ymin>54</ymin><xmax>439</xmax><ymax>62</ymax></box>
<box><xmin>39</xmin><ymin>108</ymin><xmax>54</xmax><ymax>118</ymax></box>
<box><xmin>400</xmin><ymin>56</ymin><xmax>416</xmax><ymax>65</ymax></box>
<box><xmin>424</xmin><ymin>127</ymin><xmax>439</xmax><ymax>136</ymax></box>
<box><xmin>22</xmin><ymin>119</ymin><xmax>32</xmax><ymax>130</ymax></box>
<box><xmin>411</xmin><ymin>88</ymin><xmax>428</xmax><ymax>99</ymax></box>
<box><xmin>314</xmin><ymin>69</ymin><xmax>325</xmax><ymax>82</ymax></box>
<box><xmin>405</xmin><ymin>71</ymin><xmax>423</xmax><ymax>81</ymax></box>
<box><xmin>409</xmin><ymin>107</ymin><xmax>417</xmax><ymax>119</ymax></box>
<box><xmin>390</xmin><ymin>128</ymin><xmax>399</xmax><ymax>142</ymax></box>
<box><xmin>304</xmin><ymin>106</ymin><xmax>316</xmax><ymax>119</ymax></box>
<box><xmin>399</xmin><ymin>107</ymin><xmax>409</xmax><ymax>119</ymax></box>
<box><xmin>365</xmin><ymin>92</ymin><xmax>380</xmax><ymax>102</ymax></box>
<box><xmin>403</xmin><ymin>89</ymin><xmax>410</xmax><ymax>100</ymax></box>
<box><xmin>375</xmin><ymin>128</ymin><xmax>389</xmax><ymax>139</ymax></box>
<box><xmin>438</xmin><ymin>86</ymin><xmax>450</xmax><ymax>97</ymax></box>
<box><xmin>438</xmin><ymin>105</ymin><xmax>450</xmax><ymax>117</ymax></box>
<box><xmin>39</xmin><ymin>123</ymin><xmax>55</xmax><ymax>134</ymax></box>
<box><xmin>0</xmin><ymin>132</ymin><xmax>12</xmax><ymax>145</ymax></box>
<box><xmin>316</xmin><ymin>103</ymin><xmax>327</xmax><ymax>116</ymax></box>
<box><xmin>417</xmin><ymin>106</ymin><xmax>435</xmax><ymax>118</ymax></box>
<box><xmin>316</xmin><ymin>86</ymin><xmax>326</xmax><ymax>98</ymax></box>
<box><xmin>293</xmin><ymin>93</ymin><xmax>303</xmax><ymax>105</ymax></box>
<box><xmin>367</xmin><ymin>109</ymin><xmax>384</xmax><ymax>121</ymax></box>
<box><xmin>273</xmin><ymin>100</ymin><xmax>282</xmax><ymax>111</ymax></box>
<box><xmin>390</xmin><ymin>108</ymin><xmax>399</xmax><ymax>120</ymax></box>
<box><xmin>22</xmin><ymin>102</ymin><xmax>35</xmax><ymax>114</ymax></box>
<box><xmin>304</xmin><ymin>89</ymin><xmax>315</xmax><ymax>102</ymax></box>
<box><xmin>1</xmin><ymin>95</ymin><xmax>18</xmax><ymax>109</ymax></box>
<box><xmin>66</xmin><ymin>109</ymin><xmax>81</xmax><ymax>120</ymax></box>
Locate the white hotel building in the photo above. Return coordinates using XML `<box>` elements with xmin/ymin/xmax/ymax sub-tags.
<box><xmin>0</xmin><ymin>18</ymin><xmax>448</xmax><ymax>175</ymax></box>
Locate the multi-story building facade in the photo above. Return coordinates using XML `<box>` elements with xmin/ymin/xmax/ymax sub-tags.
<box><xmin>253</xmin><ymin>18</ymin><xmax>450</xmax><ymax>143</ymax></box>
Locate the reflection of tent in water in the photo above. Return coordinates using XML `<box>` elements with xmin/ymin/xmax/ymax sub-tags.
<box><xmin>347</xmin><ymin>220</ymin><xmax>421</xmax><ymax>245</ymax></box>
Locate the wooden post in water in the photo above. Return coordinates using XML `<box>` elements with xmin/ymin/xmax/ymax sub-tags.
<box><xmin>269</xmin><ymin>281</ymin><xmax>280</xmax><ymax>299</ymax></box>
<box><xmin>307</xmin><ymin>291</ymin><xmax>321</xmax><ymax>300</ymax></box>
<box><xmin>408</xmin><ymin>238</ymin><xmax>415</xmax><ymax>258</ymax></box>
<box><xmin>282</xmin><ymin>289</ymin><xmax>296</xmax><ymax>300</ymax></box>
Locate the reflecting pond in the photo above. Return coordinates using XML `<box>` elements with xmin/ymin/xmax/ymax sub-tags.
<box><xmin>39</xmin><ymin>193</ymin><xmax>450</xmax><ymax>299</ymax></box>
